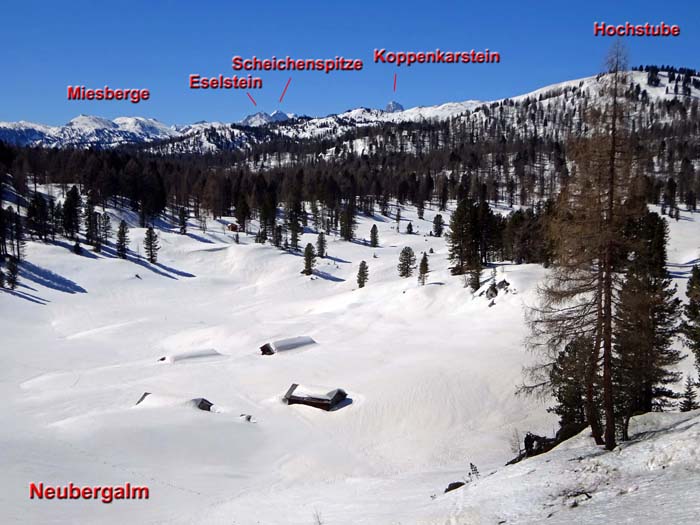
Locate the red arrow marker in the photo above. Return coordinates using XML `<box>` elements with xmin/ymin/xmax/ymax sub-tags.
<box><xmin>279</xmin><ymin>77</ymin><xmax>292</xmax><ymax>103</ymax></box>
<box><xmin>393</xmin><ymin>73</ymin><xmax>397</xmax><ymax>92</ymax></box>
<box><xmin>246</xmin><ymin>92</ymin><xmax>257</xmax><ymax>106</ymax></box>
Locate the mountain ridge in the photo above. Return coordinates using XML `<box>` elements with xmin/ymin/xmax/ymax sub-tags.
<box><xmin>1</xmin><ymin>70</ymin><xmax>698</xmax><ymax>152</ymax></box>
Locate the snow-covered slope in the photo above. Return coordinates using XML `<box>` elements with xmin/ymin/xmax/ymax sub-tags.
<box><xmin>1</xmin><ymin>196</ymin><xmax>698</xmax><ymax>524</ymax></box>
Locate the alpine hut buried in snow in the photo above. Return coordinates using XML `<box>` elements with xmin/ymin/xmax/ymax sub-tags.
<box><xmin>283</xmin><ymin>384</ymin><xmax>348</xmax><ymax>411</ymax></box>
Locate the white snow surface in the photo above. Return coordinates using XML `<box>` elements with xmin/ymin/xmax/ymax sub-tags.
<box><xmin>1</xmin><ymin>200</ymin><xmax>698</xmax><ymax>524</ymax></box>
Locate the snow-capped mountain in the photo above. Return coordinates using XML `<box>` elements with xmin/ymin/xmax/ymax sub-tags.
<box><xmin>1</xmin><ymin>71</ymin><xmax>698</xmax><ymax>152</ymax></box>
<box><xmin>385</xmin><ymin>101</ymin><xmax>404</xmax><ymax>113</ymax></box>
<box><xmin>0</xmin><ymin>115</ymin><xmax>179</xmax><ymax>149</ymax></box>
<box><xmin>240</xmin><ymin>110</ymin><xmax>295</xmax><ymax>127</ymax></box>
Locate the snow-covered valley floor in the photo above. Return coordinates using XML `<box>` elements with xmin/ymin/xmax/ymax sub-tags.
<box><xmin>1</xmin><ymin>201</ymin><xmax>698</xmax><ymax>524</ymax></box>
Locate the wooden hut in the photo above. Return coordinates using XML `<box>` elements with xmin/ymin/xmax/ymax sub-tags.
<box><xmin>283</xmin><ymin>383</ymin><xmax>348</xmax><ymax>411</ymax></box>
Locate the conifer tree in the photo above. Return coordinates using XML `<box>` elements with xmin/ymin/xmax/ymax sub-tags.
<box><xmin>397</xmin><ymin>246</ymin><xmax>416</xmax><ymax>278</ymax></box>
<box><xmin>178</xmin><ymin>207</ymin><xmax>187</xmax><ymax>234</ymax></box>
<box><xmin>418</xmin><ymin>252</ymin><xmax>429</xmax><ymax>285</ymax></box>
<box><xmin>272</xmin><ymin>224</ymin><xmax>283</xmax><ymax>248</ymax></box>
<box><xmin>679</xmin><ymin>376</ymin><xmax>699</xmax><ymax>412</ymax></box>
<box><xmin>432</xmin><ymin>214</ymin><xmax>444</xmax><ymax>237</ymax></box>
<box><xmin>116</xmin><ymin>220</ymin><xmax>129</xmax><ymax>259</ymax></box>
<box><xmin>12</xmin><ymin>209</ymin><xmax>26</xmax><ymax>262</ymax></box>
<box><xmin>447</xmin><ymin>199</ymin><xmax>478</xmax><ymax>275</ymax></box>
<box><xmin>288</xmin><ymin>213</ymin><xmax>301</xmax><ymax>250</ymax></box>
<box><xmin>53</xmin><ymin>203</ymin><xmax>64</xmax><ymax>238</ymax></box>
<box><xmin>62</xmin><ymin>185</ymin><xmax>81</xmax><ymax>240</ymax></box>
<box><xmin>370</xmin><ymin>224</ymin><xmax>379</xmax><ymax>248</ymax></box>
<box><xmin>468</xmin><ymin>259</ymin><xmax>482</xmax><ymax>291</ymax></box>
<box><xmin>101</xmin><ymin>212</ymin><xmax>111</xmax><ymax>244</ymax></box>
<box><xmin>357</xmin><ymin>260</ymin><xmax>368</xmax><ymax>288</ymax></box>
<box><xmin>84</xmin><ymin>197</ymin><xmax>98</xmax><ymax>247</ymax></box>
<box><xmin>339</xmin><ymin>203</ymin><xmax>356</xmax><ymax>241</ymax></box>
<box><xmin>302</xmin><ymin>243</ymin><xmax>316</xmax><ymax>275</ymax></box>
<box><xmin>316</xmin><ymin>232</ymin><xmax>326</xmax><ymax>258</ymax></box>
<box><xmin>613</xmin><ymin>214</ymin><xmax>682</xmax><ymax>439</ymax></box>
<box><xmin>395</xmin><ymin>208</ymin><xmax>401</xmax><ymax>232</ymax></box>
<box><xmin>406</xmin><ymin>222</ymin><xmax>414</xmax><ymax>234</ymax></box>
<box><xmin>6</xmin><ymin>256</ymin><xmax>18</xmax><ymax>290</ymax></box>
<box><xmin>526</xmin><ymin>42</ymin><xmax>640</xmax><ymax>450</ymax></box>
<box><xmin>144</xmin><ymin>226</ymin><xmax>159</xmax><ymax>264</ymax></box>
<box><xmin>683</xmin><ymin>265</ymin><xmax>700</xmax><ymax>377</ymax></box>
<box><xmin>548</xmin><ymin>337</ymin><xmax>591</xmax><ymax>429</ymax></box>
<box><xmin>26</xmin><ymin>193</ymin><xmax>49</xmax><ymax>241</ymax></box>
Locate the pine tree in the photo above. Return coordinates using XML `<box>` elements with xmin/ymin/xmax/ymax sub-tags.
<box><xmin>62</xmin><ymin>185</ymin><xmax>81</xmax><ymax>239</ymax></box>
<box><xmin>397</xmin><ymin>246</ymin><xmax>416</xmax><ymax>278</ymax></box>
<box><xmin>614</xmin><ymin>214</ymin><xmax>682</xmax><ymax>439</ymax></box>
<box><xmin>395</xmin><ymin>208</ymin><xmax>401</xmax><ymax>232</ymax></box>
<box><xmin>447</xmin><ymin>199</ymin><xmax>478</xmax><ymax>275</ymax></box>
<box><xmin>13</xmin><ymin>209</ymin><xmax>26</xmax><ymax>262</ymax></box>
<box><xmin>406</xmin><ymin>222</ymin><xmax>414</xmax><ymax>234</ymax></box>
<box><xmin>6</xmin><ymin>256</ymin><xmax>19</xmax><ymax>290</ymax></box>
<box><xmin>432</xmin><ymin>214</ymin><xmax>444</xmax><ymax>237</ymax></box>
<box><xmin>418</xmin><ymin>252</ymin><xmax>430</xmax><ymax>285</ymax></box>
<box><xmin>339</xmin><ymin>203</ymin><xmax>356</xmax><ymax>241</ymax></box>
<box><xmin>683</xmin><ymin>265</ymin><xmax>700</xmax><ymax>378</ymax></box>
<box><xmin>679</xmin><ymin>376</ymin><xmax>699</xmax><ymax>412</ymax></box>
<box><xmin>468</xmin><ymin>258</ymin><xmax>482</xmax><ymax>291</ymax></box>
<box><xmin>357</xmin><ymin>260</ymin><xmax>369</xmax><ymax>288</ymax></box>
<box><xmin>178</xmin><ymin>207</ymin><xmax>187</xmax><ymax>234</ymax></box>
<box><xmin>317</xmin><ymin>232</ymin><xmax>326</xmax><ymax>258</ymax></box>
<box><xmin>116</xmin><ymin>220</ymin><xmax>129</xmax><ymax>259</ymax></box>
<box><xmin>26</xmin><ymin>193</ymin><xmax>49</xmax><ymax>241</ymax></box>
<box><xmin>370</xmin><ymin>224</ymin><xmax>379</xmax><ymax>248</ymax></box>
<box><xmin>272</xmin><ymin>224</ymin><xmax>283</xmax><ymax>248</ymax></box>
<box><xmin>53</xmin><ymin>202</ymin><xmax>64</xmax><ymax>238</ymax></box>
<box><xmin>144</xmin><ymin>226</ymin><xmax>159</xmax><ymax>264</ymax></box>
<box><xmin>526</xmin><ymin>42</ymin><xmax>640</xmax><ymax>450</ymax></box>
<box><xmin>548</xmin><ymin>337</ymin><xmax>591</xmax><ymax>429</ymax></box>
<box><xmin>302</xmin><ymin>243</ymin><xmax>316</xmax><ymax>275</ymax></box>
<box><xmin>84</xmin><ymin>197</ymin><xmax>98</xmax><ymax>247</ymax></box>
<box><xmin>101</xmin><ymin>212</ymin><xmax>111</xmax><ymax>244</ymax></box>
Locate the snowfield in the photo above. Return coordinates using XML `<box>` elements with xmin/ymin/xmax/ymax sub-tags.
<box><xmin>1</xmin><ymin>200</ymin><xmax>698</xmax><ymax>524</ymax></box>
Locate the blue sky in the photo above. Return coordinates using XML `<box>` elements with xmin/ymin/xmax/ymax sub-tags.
<box><xmin>2</xmin><ymin>0</ymin><xmax>697</xmax><ymax>125</ymax></box>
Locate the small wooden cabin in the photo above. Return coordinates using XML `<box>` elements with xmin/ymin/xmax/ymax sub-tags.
<box><xmin>227</xmin><ymin>223</ymin><xmax>239</xmax><ymax>232</ymax></box>
<box><xmin>260</xmin><ymin>336</ymin><xmax>316</xmax><ymax>355</ymax></box>
<box><xmin>283</xmin><ymin>383</ymin><xmax>348</xmax><ymax>411</ymax></box>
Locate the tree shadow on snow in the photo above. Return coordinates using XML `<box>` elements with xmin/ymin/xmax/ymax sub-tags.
<box><xmin>19</xmin><ymin>261</ymin><xmax>87</xmax><ymax>294</ymax></box>
<box><xmin>0</xmin><ymin>286</ymin><xmax>50</xmax><ymax>305</ymax></box>
<box><xmin>323</xmin><ymin>254</ymin><xmax>351</xmax><ymax>264</ymax></box>
<box><xmin>154</xmin><ymin>261</ymin><xmax>195</xmax><ymax>278</ymax></box>
<box><xmin>186</xmin><ymin>232</ymin><xmax>215</xmax><ymax>244</ymax></box>
<box><xmin>52</xmin><ymin>239</ymin><xmax>99</xmax><ymax>259</ymax></box>
<box><xmin>313</xmin><ymin>270</ymin><xmax>345</xmax><ymax>283</ymax></box>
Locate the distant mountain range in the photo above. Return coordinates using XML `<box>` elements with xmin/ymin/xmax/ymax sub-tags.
<box><xmin>1</xmin><ymin>70</ymin><xmax>698</xmax><ymax>154</ymax></box>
